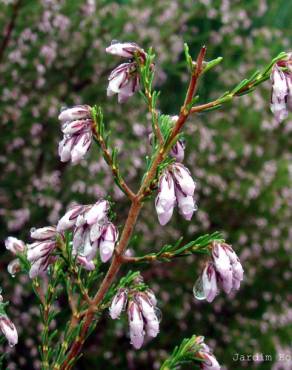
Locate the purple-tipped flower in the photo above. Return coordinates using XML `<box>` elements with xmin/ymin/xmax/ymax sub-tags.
<box><xmin>109</xmin><ymin>289</ymin><xmax>128</xmax><ymax>319</ymax></box>
<box><xmin>57</xmin><ymin>205</ymin><xmax>85</xmax><ymax>232</ymax></box>
<box><xmin>5</xmin><ymin>237</ymin><xmax>25</xmax><ymax>255</ymax></box>
<box><xmin>99</xmin><ymin>222</ymin><xmax>118</xmax><ymax>263</ymax></box>
<box><xmin>199</xmin><ymin>346</ymin><xmax>220</xmax><ymax>370</ymax></box>
<box><xmin>170</xmin><ymin>139</ymin><xmax>185</xmax><ymax>162</ymax></box>
<box><xmin>27</xmin><ymin>240</ymin><xmax>57</xmax><ymax>278</ymax></box>
<box><xmin>7</xmin><ymin>259</ymin><xmax>21</xmax><ymax>276</ymax></box>
<box><xmin>201</xmin><ymin>263</ymin><xmax>218</xmax><ymax>303</ymax></box>
<box><xmin>30</xmin><ymin>226</ymin><xmax>56</xmax><ymax>240</ymax></box>
<box><xmin>128</xmin><ymin>300</ymin><xmax>144</xmax><ymax>349</ymax></box>
<box><xmin>155</xmin><ymin>172</ymin><xmax>176</xmax><ymax>226</ymax></box>
<box><xmin>171</xmin><ymin>163</ymin><xmax>196</xmax><ymax>196</ymax></box>
<box><xmin>58</xmin><ymin>105</ymin><xmax>91</xmax><ymax>122</ymax></box>
<box><xmin>194</xmin><ymin>242</ymin><xmax>244</xmax><ymax>302</ymax></box>
<box><xmin>136</xmin><ymin>292</ymin><xmax>159</xmax><ymax>338</ymax></box>
<box><xmin>106</xmin><ymin>42</ymin><xmax>146</xmax><ymax>59</ymax></box>
<box><xmin>58</xmin><ymin>105</ymin><xmax>93</xmax><ymax>164</ymax></box>
<box><xmin>0</xmin><ymin>315</ymin><xmax>18</xmax><ymax>347</ymax></box>
<box><xmin>175</xmin><ymin>187</ymin><xmax>197</xmax><ymax>221</ymax></box>
<box><xmin>107</xmin><ymin>62</ymin><xmax>140</xmax><ymax>103</ymax></box>
<box><xmin>106</xmin><ymin>41</ymin><xmax>146</xmax><ymax>103</ymax></box>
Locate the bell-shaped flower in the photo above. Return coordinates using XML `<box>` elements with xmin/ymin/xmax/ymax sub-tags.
<box><xmin>202</xmin><ymin>263</ymin><xmax>218</xmax><ymax>303</ymax></box>
<box><xmin>128</xmin><ymin>300</ymin><xmax>144</xmax><ymax>349</ymax></box>
<box><xmin>57</xmin><ymin>205</ymin><xmax>85</xmax><ymax>232</ymax></box>
<box><xmin>85</xmin><ymin>200</ymin><xmax>109</xmax><ymax>226</ymax></box>
<box><xmin>136</xmin><ymin>293</ymin><xmax>159</xmax><ymax>338</ymax></box>
<box><xmin>109</xmin><ymin>289</ymin><xmax>128</xmax><ymax>320</ymax></box>
<box><xmin>175</xmin><ymin>187</ymin><xmax>197</xmax><ymax>221</ymax></box>
<box><xmin>27</xmin><ymin>241</ymin><xmax>56</xmax><ymax>278</ymax></box>
<box><xmin>200</xmin><ymin>352</ymin><xmax>220</xmax><ymax>370</ymax></box>
<box><xmin>107</xmin><ymin>62</ymin><xmax>140</xmax><ymax>103</ymax></box>
<box><xmin>61</xmin><ymin>119</ymin><xmax>92</xmax><ymax>135</ymax></box>
<box><xmin>106</xmin><ymin>42</ymin><xmax>146</xmax><ymax>59</ymax></box>
<box><xmin>5</xmin><ymin>237</ymin><xmax>25</xmax><ymax>255</ymax></box>
<box><xmin>7</xmin><ymin>259</ymin><xmax>21</xmax><ymax>276</ymax></box>
<box><xmin>99</xmin><ymin>222</ymin><xmax>118</xmax><ymax>263</ymax></box>
<box><xmin>212</xmin><ymin>242</ymin><xmax>233</xmax><ymax>294</ymax></box>
<box><xmin>171</xmin><ymin>163</ymin><xmax>196</xmax><ymax>196</ymax></box>
<box><xmin>0</xmin><ymin>315</ymin><xmax>18</xmax><ymax>347</ymax></box>
<box><xmin>155</xmin><ymin>171</ymin><xmax>176</xmax><ymax>225</ymax></box>
<box><xmin>170</xmin><ymin>139</ymin><xmax>185</xmax><ymax>162</ymax></box>
<box><xmin>30</xmin><ymin>226</ymin><xmax>56</xmax><ymax>240</ymax></box>
<box><xmin>58</xmin><ymin>105</ymin><xmax>91</xmax><ymax>123</ymax></box>
<box><xmin>76</xmin><ymin>255</ymin><xmax>95</xmax><ymax>271</ymax></box>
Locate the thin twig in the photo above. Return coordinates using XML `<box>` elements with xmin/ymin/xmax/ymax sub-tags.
<box><xmin>92</xmin><ymin>126</ymin><xmax>136</xmax><ymax>200</ymax></box>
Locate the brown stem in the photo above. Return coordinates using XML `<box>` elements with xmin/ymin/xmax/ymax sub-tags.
<box><xmin>59</xmin><ymin>46</ymin><xmax>207</xmax><ymax>369</ymax></box>
<box><xmin>0</xmin><ymin>0</ymin><xmax>22</xmax><ymax>64</ymax></box>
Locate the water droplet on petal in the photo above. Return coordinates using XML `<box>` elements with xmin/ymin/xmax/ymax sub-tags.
<box><xmin>154</xmin><ymin>307</ymin><xmax>162</xmax><ymax>322</ymax></box>
<box><xmin>111</xmin><ymin>39</ymin><xmax>119</xmax><ymax>45</ymax></box>
<box><xmin>193</xmin><ymin>276</ymin><xmax>206</xmax><ymax>301</ymax></box>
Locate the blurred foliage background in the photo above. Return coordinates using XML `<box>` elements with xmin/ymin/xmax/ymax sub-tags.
<box><xmin>0</xmin><ymin>0</ymin><xmax>292</xmax><ymax>369</ymax></box>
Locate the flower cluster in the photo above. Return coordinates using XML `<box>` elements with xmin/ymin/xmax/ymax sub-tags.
<box><xmin>58</xmin><ymin>105</ymin><xmax>93</xmax><ymax>164</ymax></box>
<box><xmin>270</xmin><ymin>54</ymin><xmax>292</xmax><ymax>122</ymax></box>
<box><xmin>109</xmin><ymin>289</ymin><xmax>159</xmax><ymax>349</ymax></box>
<box><xmin>27</xmin><ymin>226</ymin><xmax>57</xmax><ymax>278</ymax></box>
<box><xmin>57</xmin><ymin>200</ymin><xmax>118</xmax><ymax>268</ymax></box>
<box><xmin>194</xmin><ymin>242</ymin><xmax>244</xmax><ymax>303</ymax></box>
<box><xmin>106</xmin><ymin>42</ymin><xmax>146</xmax><ymax>103</ymax></box>
<box><xmin>5</xmin><ymin>237</ymin><xmax>25</xmax><ymax>276</ymax></box>
<box><xmin>0</xmin><ymin>292</ymin><xmax>18</xmax><ymax>347</ymax></box>
<box><xmin>155</xmin><ymin>163</ymin><xmax>197</xmax><ymax>225</ymax></box>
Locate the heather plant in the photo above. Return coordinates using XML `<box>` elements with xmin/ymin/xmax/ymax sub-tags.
<box><xmin>1</xmin><ymin>1</ymin><xmax>292</xmax><ymax>370</ymax></box>
<box><xmin>2</xmin><ymin>33</ymin><xmax>292</xmax><ymax>369</ymax></box>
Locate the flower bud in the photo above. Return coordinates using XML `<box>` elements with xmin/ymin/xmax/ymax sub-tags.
<box><xmin>57</xmin><ymin>205</ymin><xmax>84</xmax><ymax>232</ymax></box>
<box><xmin>7</xmin><ymin>259</ymin><xmax>21</xmax><ymax>276</ymax></box>
<box><xmin>106</xmin><ymin>41</ymin><xmax>145</xmax><ymax>59</ymax></box>
<box><xmin>30</xmin><ymin>226</ymin><xmax>56</xmax><ymax>240</ymax></box>
<box><xmin>5</xmin><ymin>237</ymin><xmax>25</xmax><ymax>255</ymax></box>
<box><xmin>76</xmin><ymin>255</ymin><xmax>95</xmax><ymax>271</ymax></box>
<box><xmin>85</xmin><ymin>200</ymin><xmax>109</xmax><ymax>226</ymax></box>
<box><xmin>171</xmin><ymin>163</ymin><xmax>196</xmax><ymax>196</ymax></box>
<box><xmin>155</xmin><ymin>172</ymin><xmax>176</xmax><ymax>225</ymax></box>
<box><xmin>170</xmin><ymin>139</ymin><xmax>185</xmax><ymax>162</ymax></box>
<box><xmin>27</xmin><ymin>241</ymin><xmax>56</xmax><ymax>278</ymax></box>
<box><xmin>202</xmin><ymin>263</ymin><xmax>218</xmax><ymax>303</ymax></box>
<box><xmin>175</xmin><ymin>187</ymin><xmax>197</xmax><ymax>221</ymax></box>
<box><xmin>136</xmin><ymin>293</ymin><xmax>159</xmax><ymax>338</ymax></box>
<box><xmin>128</xmin><ymin>300</ymin><xmax>144</xmax><ymax>349</ymax></box>
<box><xmin>70</xmin><ymin>131</ymin><xmax>92</xmax><ymax>164</ymax></box>
<box><xmin>58</xmin><ymin>105</ymin><xmax>91</xmax><ymax>122</ymax></box>
<box><xmin>99</xmin><ymin>222</ymin><xmax>118</xmax><ymax>263</ymax></box>
<box><xmin>0</xmin><ymin>315</ymin><xmax>18</xmax><ymax>347</ymax></box>
<box><xmin>61</xmin><ymin>119</ymin><xmax>92</xmax><ymax>135</ymax></box>
<box><xmin>109</xmin><ymin>289</ymin><xmax>128</xmax><ymax>319</ymax></box>
<box><xmin>212</xmin><ymin>242</ymin><xmax>233</xmax><ymax>294</ymax></box>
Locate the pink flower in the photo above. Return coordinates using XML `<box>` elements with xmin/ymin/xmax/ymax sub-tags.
<box><xmin>58</xmin><ymin>105</ymin><xmax>93</xmax><ymax>164</ymax></box>
<box><xmin>171</xmin><ymin>163</ymin><xmax>196</xmax><ymax>196</ymax></box>
<box><xmin>106</xmin><ymin>42</ymin><xmax>146</xmax><ymax>59</ymax></box>
<box><xmin>30</xmin><ymin>226</ymin><xmax>56</xmax><ymax>240</ymax></box>
<box><xmin>27</xmin><ymin>240</ymin><xmax>56</xmax><ymax>278</ymax></box>
<box><xmin>76</xmin><ymin>255</ymin><xmax>95</xmax><ymax>271</ymax></box>
<box><xmin>99</xmin><ymin>222</ymin><xmax>118</xmax><ymax>263</ymax></box>
<box><xmin>212</xmin><ymin>242</ymin><xmax>233</xmax><ymax>294</ymax></box>
<box><xmin>84</xmin><ymin>200</ymin><xmax>109</xmax><ymax>226</ymax></box>
<box><xmin>109</xmin><ymin>289</ymin><xmax>128</xmax><ymax>319</ymax></box>
<box><xmin>106</xmin><ymin>41</ymin><xmax>146</xmax><ymax>103</ymax></box>
<box><xmin>58</xmin><ymin>105</ymin><xmax>91</xmax><ymax>122</ymax></box>
<box><xmin>128</xmin><ymin>300</ymin><xmax>144</xmax><ymax>349</ymax></box>
<box><xmin>107</xmin><ymin>62</ymin><xmax>140</xmax><ymax>103</ymax></box>
<box><xmin>202</xmin><ymin>263</ymin><xmax>218</xmax><ymax>303</ymax></box>
<box><xmin>175</xmin><ymin>187</ymin><xmax>197</xmax><ymax>221</ymax></box>
<box><xmin>270</xmin><ymin>65</ymin><xmax>289</xmax><ymax>122</ymax></box>
<box><xmin>7</xmin><ymin>259</ymin><xmax>21</xmax><ymax>276</ymax></box>
<box><xmin>200</xmin><ymin>352</ymin><xmax>220</xmax><ymax>370</ymax></box>
<box><xmin>155</xmin><ymin>172</ymin><xmax>176</xmax><ymax>225</ymax></box>
<box><xmin>57</xmin><ymin>205</ymin><xmax>85</xmax><ymax>232</ymax></box>
<box><xmin>0</xmin><ymin>315</ymin><xmax>18</xmax><ymax>347</ymax></box>
<box><xmin>170</xmin><ymin>139</ymin><xmax>185</xmax><ymax>162</ymax></box>
<box><xmin>136</xmin><ymin>293</ymin><xmax>159</xmax><ymax>338</ymax></box>
<box><xmin>5</xmin><ymin>237</ymin><xmax>25</xmax><ymax>254</ymax></box>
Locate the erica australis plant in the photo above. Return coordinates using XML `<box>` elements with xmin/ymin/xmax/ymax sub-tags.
<box><xmin>3</xmin><ymin>40</ymin><xmax>291</xmax><ymax>369</ymax></box>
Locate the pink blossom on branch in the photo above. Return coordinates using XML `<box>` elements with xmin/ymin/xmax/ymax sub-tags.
<box><xmin>0</xmin><ymin>315</ymin><xmax>18</xmax><ymax>347</ymax></box>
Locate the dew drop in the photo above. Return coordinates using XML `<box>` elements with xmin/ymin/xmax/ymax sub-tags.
<box><xmin>154</xmin><ymin>307</ymin><xmax>162</xmax><ymax>322</ymax></box>
<box><xmin>193</xmin><ymin>276</ymin><xmax>206</xmax><ymax>301</ymax></box>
